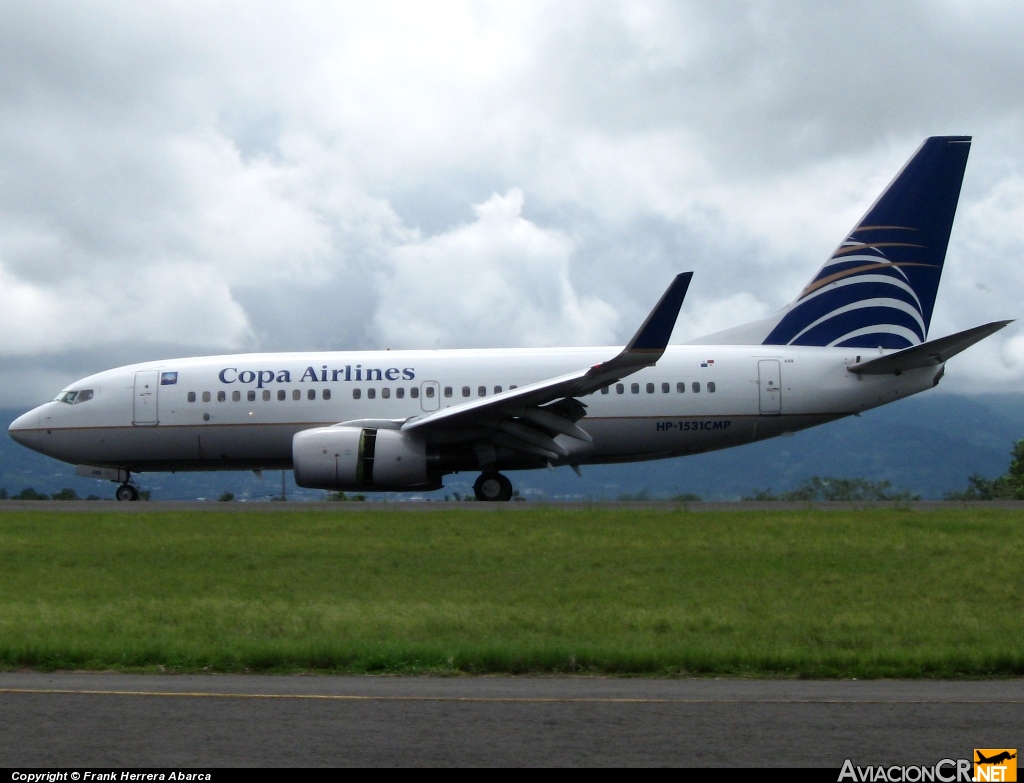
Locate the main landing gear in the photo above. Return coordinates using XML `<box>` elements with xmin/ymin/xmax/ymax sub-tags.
<box><xmin>474</xmin><ymin>471</ymin><xmax>513</xmax><ymax>502</ymax></box>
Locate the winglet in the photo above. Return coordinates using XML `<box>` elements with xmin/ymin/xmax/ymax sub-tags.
<box><xmin>581</xmin><ymin>272</ymin><xmax>692</xmax><ymax>386</ymax></box>
<box><xmin>625</xmin><ymin>272</ymin><xmax>693</xmax><ymax>353</ymax></box>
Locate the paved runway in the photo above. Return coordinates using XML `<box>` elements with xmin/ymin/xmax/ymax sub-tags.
<box><xmin>1</xmin><ymin>674</ymin><xmax>1020</xmax><ymax>766</ymax></box>
<box><xmin>5</xmin><ymin>499</ymin><xmax>1024</xmax><ymax>512</ymax></box>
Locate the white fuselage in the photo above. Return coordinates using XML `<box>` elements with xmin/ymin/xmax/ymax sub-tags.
<box><xmin>9</xmin><ymin>344</ymin><xmax>939</xmax><ymax>478</ymax></box>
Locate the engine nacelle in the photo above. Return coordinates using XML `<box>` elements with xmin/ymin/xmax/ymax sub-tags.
<box><xmin>292</xmin><ymin>426</ymin><xmax>431</xmax><ymax>491</ymax></box>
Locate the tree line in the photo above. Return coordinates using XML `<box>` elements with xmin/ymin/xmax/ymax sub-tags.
<box><xmin>0</xmin><ymin>487</ymin><xmax>100</xmax><ymax>500</ymax></box>
<box><xmin>0</xmin><ymin>487</ymin><xmax>149</xmax><ymax>501</ymax></box>
<box><xmin>943</xmin><ymin>439</ymin><xmax>1024</xmax><ymax>500</ymax></box>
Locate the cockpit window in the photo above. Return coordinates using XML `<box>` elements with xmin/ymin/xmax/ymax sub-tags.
<box><xmin>56</xmin><ymin>389</ymin><xmax>93</xmax><ymax>404</ymax></box>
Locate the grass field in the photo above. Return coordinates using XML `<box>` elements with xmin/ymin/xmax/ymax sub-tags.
<box><xmin>0</xmin><ymin>506</ymin><xmax>1021</xmax><ymax>677</ymax></box>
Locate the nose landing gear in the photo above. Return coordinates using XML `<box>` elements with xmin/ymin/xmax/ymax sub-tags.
<box><xmin>115</xmin><ymin>481</ymin><xmax>140</xmax><ymax>502</ymax></box>
<box><xmin>115</xmin><ymin>483</ymin><xmax>139</xmax><ymax>501</ymax></box>
<box><xmin>473</xmin><ymin>471</ymin><xmax>513</xmax><ymax>502</ymax></box>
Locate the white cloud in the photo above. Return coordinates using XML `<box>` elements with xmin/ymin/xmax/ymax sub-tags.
<box><xmin>375</xmin><ymin>188</ymin><xmax>618</xmax><ymax>348</ymax></box>
<box><xmin>671</xmin><ymin>292</ymin><xmax>773</xmax><ymax>344</ymax></box>
<box><xmin>0</xmin><ymin>263</ymin><xmax>66</xmax><ymax>355</ymax></box>
<box><xmin>1</xmin><ymin>1</ymin><xmax>1024</xmax><ymax>406</ymax></box>
<box><xmin>0</xmin><ymin>259</ymin><xmax>252</xmax><ymax>357</ymax></box>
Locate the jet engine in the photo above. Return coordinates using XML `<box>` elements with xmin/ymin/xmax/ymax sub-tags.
<box><xmin>292</xmin><ymin>426</ymin><xmax>434</xmax><ymax>491</ymax></box>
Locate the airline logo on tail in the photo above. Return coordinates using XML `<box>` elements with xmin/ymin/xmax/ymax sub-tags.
<box><xmin>766</xmin><ymin>224</ymin><xmax>935</xmax><ymax>348</ymax></box>
<box><xmin>762</xmin><ymin>136</ymin><xmax>972</xmax><ymax>349</ymax></box>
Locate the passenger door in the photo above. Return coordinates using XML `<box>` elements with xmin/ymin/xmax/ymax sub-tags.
<box><xmin>757</xmin><ymin>360</ymin><xmax>782</xmax><ymax>415</ymax></box>
<box><xmin>133</xmin><ymin>370</ymin><xmax>160</xmax><ymax>425</ymax></box>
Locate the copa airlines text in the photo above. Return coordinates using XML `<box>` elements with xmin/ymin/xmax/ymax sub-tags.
<box><xmin>218</xmin><ymin>365</ymin><xmax>417</xmax><ymax>386</ymax></box>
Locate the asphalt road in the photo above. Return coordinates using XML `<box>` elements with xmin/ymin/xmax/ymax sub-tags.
<box><xmin>0</xmin><ymin>674</ymin><xmax>1020</xmax><ymax>767</ymax></box>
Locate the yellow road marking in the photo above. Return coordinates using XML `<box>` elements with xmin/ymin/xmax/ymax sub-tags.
<box><xmin>1</xmin><ymin>688</ymin><xmax>1021</xmax><ymax>704</ymax></box>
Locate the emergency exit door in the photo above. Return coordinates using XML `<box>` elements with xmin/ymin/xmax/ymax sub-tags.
<box><xmin>758</xmin><ymin>360</ymin><xmax>782</xmax><ymax>415</ymax></box>
<box><xmin>420</xmin><ymin>381</ymin><xmax>440</xmax><ymax>412</ymax></box>
<box><xmin>133</xmin><ymin>370</ymin><xmax>160</xmax><ymax>425</ymax></box>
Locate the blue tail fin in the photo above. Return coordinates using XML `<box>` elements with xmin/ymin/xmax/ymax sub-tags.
<box><xmin>762</xmin><ymin>136</ymin><xmax>971</xmax><ymax>348</ymax></box>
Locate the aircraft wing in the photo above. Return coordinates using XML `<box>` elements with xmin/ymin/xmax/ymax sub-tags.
<box><xmin>847</xmin><ymin>320</ymin><xmax>1012</xmax><ymax>375</ymax></box>
<box><xmin>396</xmin><ymin>273</ymin><xmax>693</xmax><ymax>462</ymax></box>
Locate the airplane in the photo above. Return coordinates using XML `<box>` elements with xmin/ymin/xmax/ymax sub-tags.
<box><xmin>976</xmin><ymin>751</ymin><xmax>1016</xmax><ymax>765</ymax></box>
<box><xmin>7</xmin><ymin>135</ymin><xmax>1013</xmax><ymax>501</ymax></box>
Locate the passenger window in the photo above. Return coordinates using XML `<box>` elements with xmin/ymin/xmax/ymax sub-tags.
<box><xmin>692</xmin><ymin>382</ymin><xmax>700</xmax><ymax>393</ymax></box>
<box><xmin>601</xmin><ymin>386</ymin><xmax>609</xmax><ymax>395</ymax></box>
<box><xmin>247</xmin><ymin>390</ymin><xmax>256</xmax><ymax>402</ymax></box>
<box><xmin>382</xmin><ymin>388</ymin><xmax>391</xmax><ymax>399</ymax></box>
<box><xmin>646</xmin><ymin>383</ymin><xmax>654</xmax><ymax>394</ymax></box>
<box><xmin>422</xmin><ymin>387</ymin><xmax>430</xmax><ymax>398</ymax></box>
<box><xmin>677</xmin><ymin>382</ymin><xmax>685</xmax><ymax>393</ymax></box>
<box><xmin>292</xmin><ymin>389</ymin><xmax>301</xmax><ymax>401</ymax></box>
<box><xmin>494</xmin><ymin>386</ymin><xmax>502</xmax><ymax>394</ymax></box>
<box><xmin>616</xmin><ymin>383</ymin><xmax>624</xmax><ymax>394</ymax></box>
<box><xmin>262</xmin><ymin>390</ymin><xmax>271</xmax><ymax>401</ymax></box>
<box><xmin>187</xmin><ymin>392</ymin><xmax>196</xmax><ymax>403</ymax></box>
<box><xmin>368</xmin><ymin>388</ymin><xmax>376</xmax><ymax>399</ymax></box>
<box><xmin>478</xmin><ymin>386</ymin><xmax>486</xmax><ymax>397</ymax></box>
<box><xmin>232</xmin><ymin>391</ymin><xmax>241</xmax><ymax>402</ymax></box>
<box><xmin>510</xmin><ymin>385</ymin><xmax>517</xmax><ymax>390</ymax></box>
<box><xmin>278</xmin><ymin>390</ymin><xmax>286</xmax><ymax>401</ymax></box>
<box><xmin>353</xmin><ymin>388</ymin><xmax>361</xmax><ymax>400</ymax></box>
<box><xmin>396</xmin><ymin>388</ymin><xmax>405</xmax><ymax>399</ymax></box>
<box><xmin>323</xmin><ymin>389</ymin><xmax>331</xmax><ymax>400</ymax></box>
<box><xmin>708</xmin><ymin>382</ymin><xmax>716</xmax><ymax>393</ymax></box>
<box><xmin>661</xmin><ymin>383</ymin><xmax>669</xmax><ymax>394</ymax></box>
<box><xmin>631</xmin><ymin>383</ymin><xmax>639</xmax><ymax>394</ymax></box>
<box><xmin>307</xmin><ymin>389</ymin><xmax>316</xmax><ymax>400</ymax></box>
<box><xmin>202</xmin><ymin>392</ymin><xmax>211</xmax><ymax>402</ymax></box>
<box><xmin>462</xmin><ymin>386</ymin><xmax>470</xmax><ymax>397</ymax></box>
<box><xmin>444</xmin><ymin>387</ymin><xmax>452</xmax><ymax>397</ymax></box>
<box><xmin>217</xmin><ymin>391</ymin><xmax>226</xmax><ymax>402</ymax></box>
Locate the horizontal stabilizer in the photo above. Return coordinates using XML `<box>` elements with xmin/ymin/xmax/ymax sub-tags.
<box><xmin>847</xmin><ymin>320</ymin><xmax>1012</xmax><ymax>375</ymax></box>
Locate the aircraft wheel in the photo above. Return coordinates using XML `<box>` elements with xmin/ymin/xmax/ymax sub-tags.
<box><xmin>474</xmin><ymin>472</ymin><xmax>513</xmax><ymax>502</ymax></box>
<box><xmin>115</xmin><ymin>484</ymin><xmax>139</xmax><ymax>502</ymax></box>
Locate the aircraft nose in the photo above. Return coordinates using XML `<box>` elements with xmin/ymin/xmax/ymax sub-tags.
<box><xmin>8</xmin><ymin>409</ymin><xmax>40</xmax><ymax>447</ymax></box>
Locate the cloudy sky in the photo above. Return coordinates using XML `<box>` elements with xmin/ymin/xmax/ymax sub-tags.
<box><xmin>2</xmin><ymin>0</ymin><xmax>1024</xmax><ymax>406</ymax></box>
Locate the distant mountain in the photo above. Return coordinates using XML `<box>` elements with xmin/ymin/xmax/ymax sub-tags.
<box><xmin>2</xmin><ymin>393</ymin><xmax>1022</xmax><ymax>502</ymax></box>
<box><xmin>508</xmin><ymin>393</ymin><xmax>1024</xmax><ymax>501</ymax></box>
